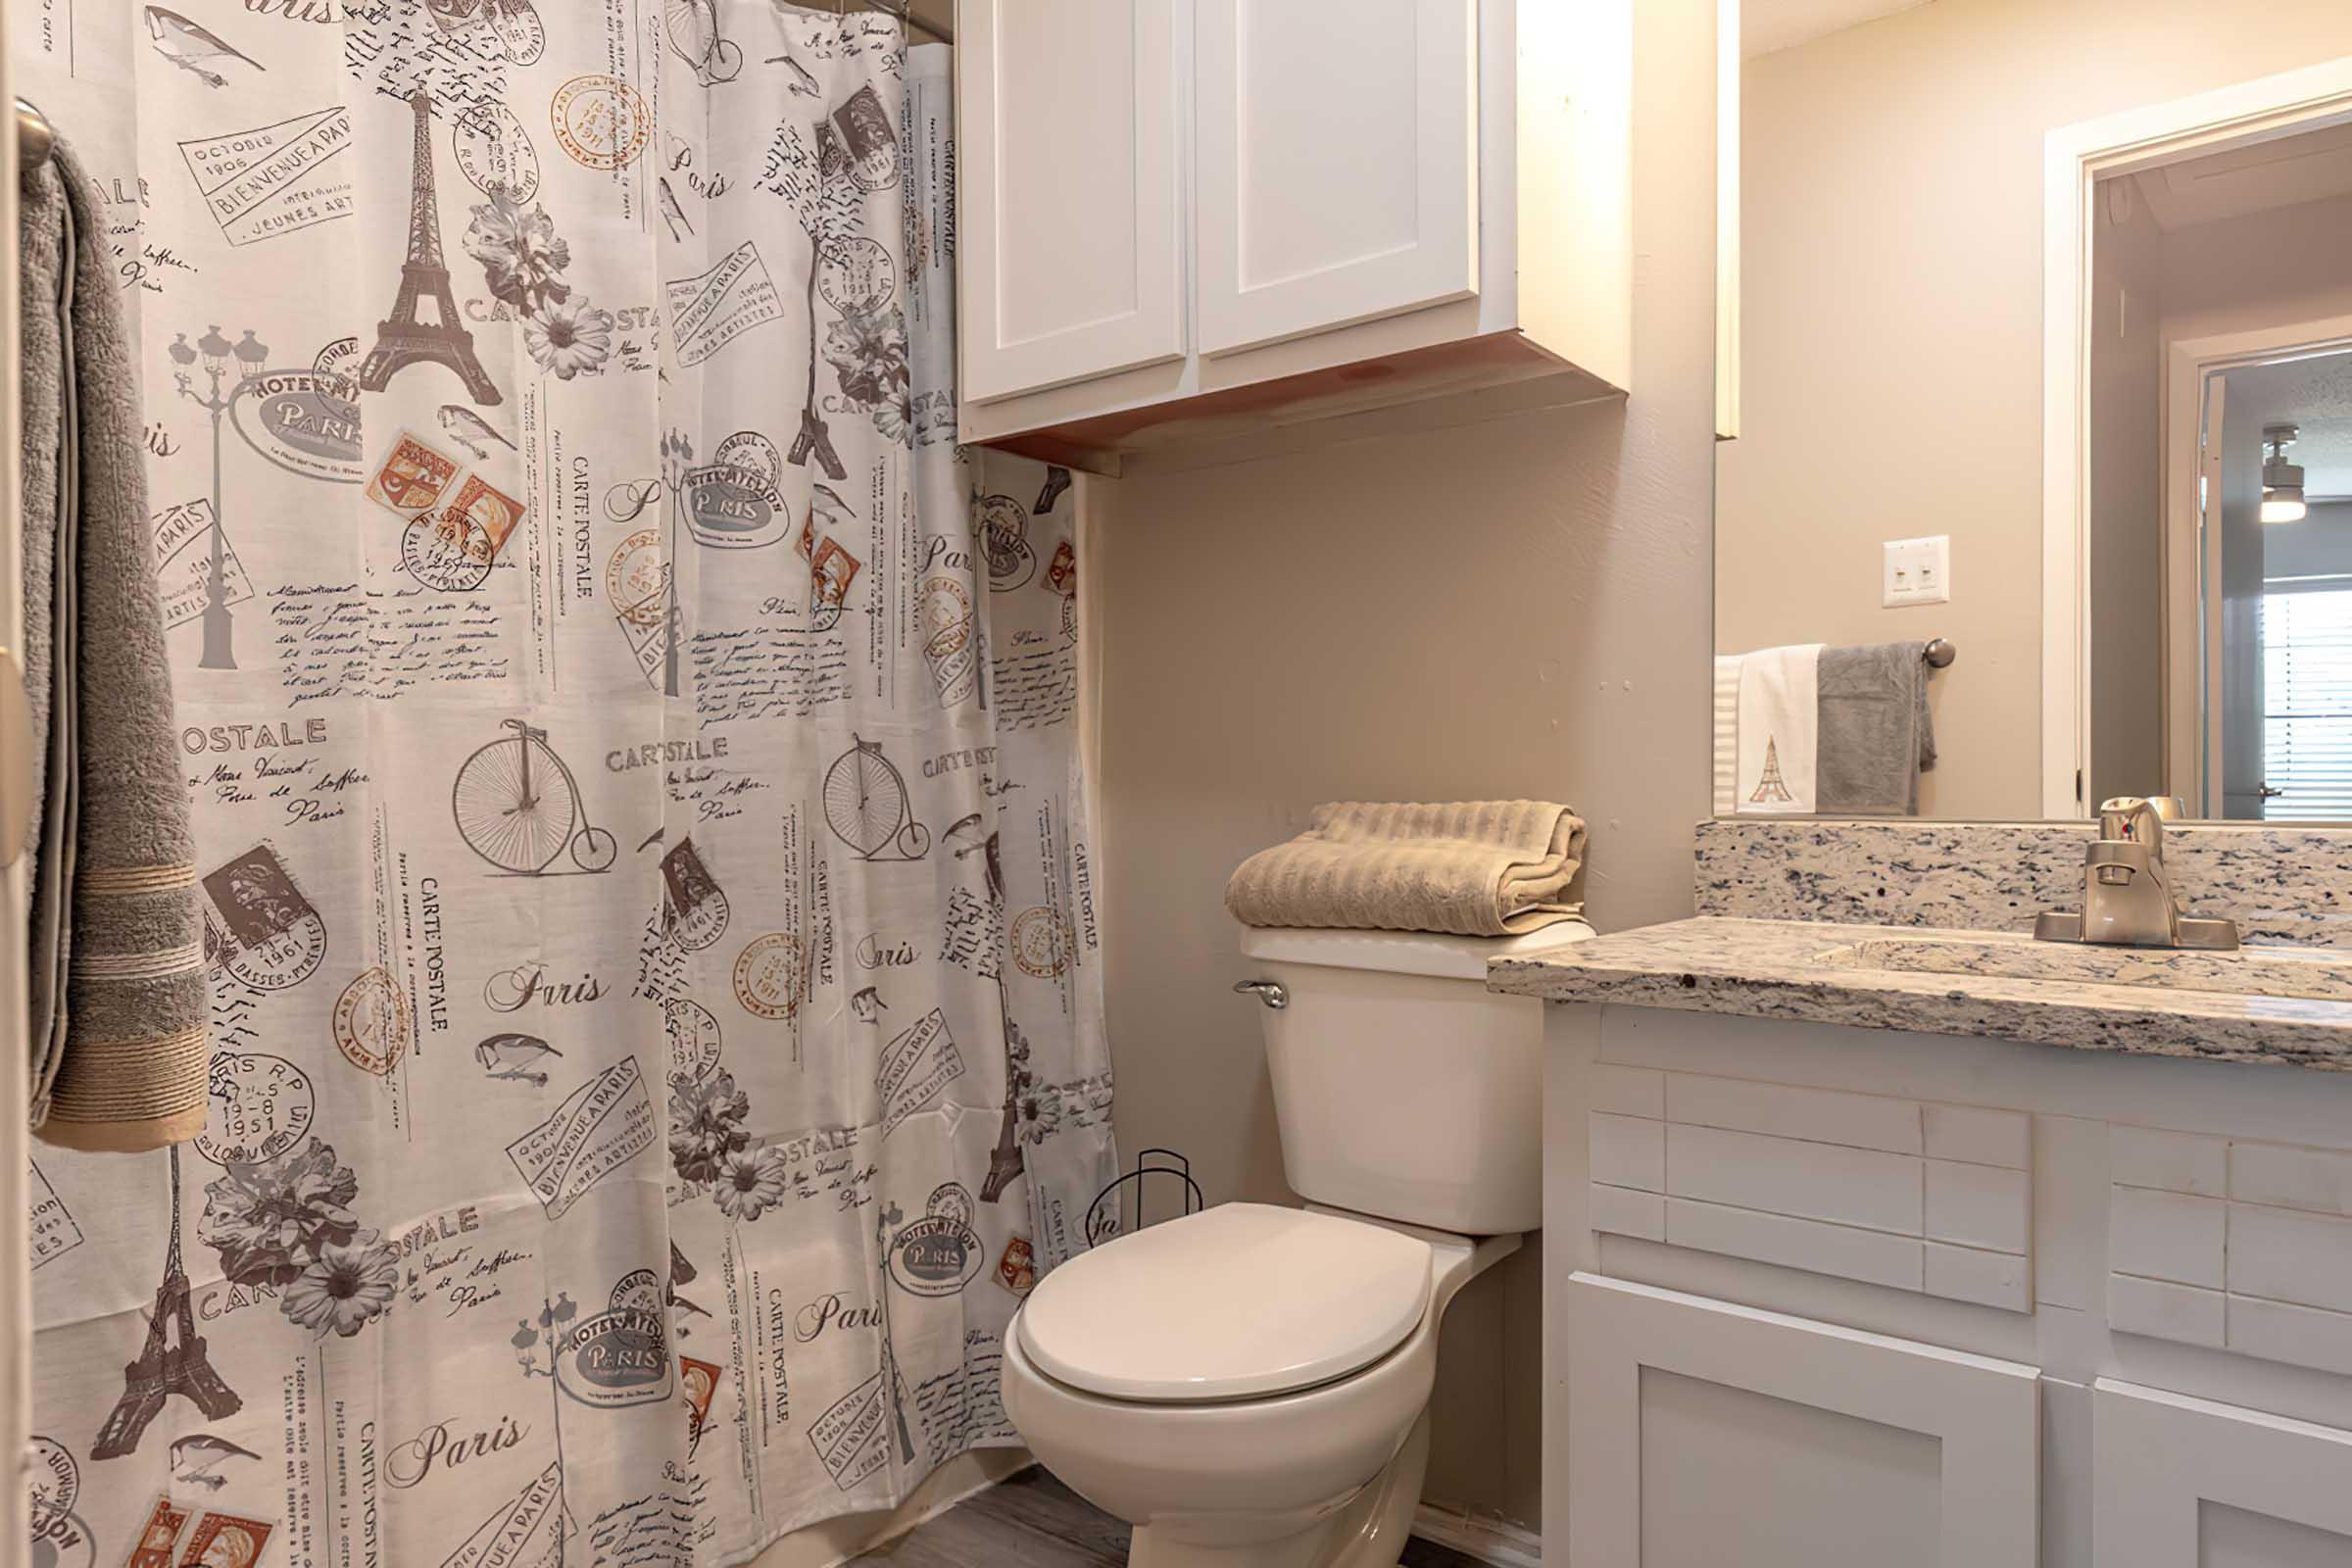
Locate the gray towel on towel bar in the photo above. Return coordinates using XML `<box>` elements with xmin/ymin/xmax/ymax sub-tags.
<box><xmin>1817</xmin><ymin>641</ymin><xmax>1937</xmax><ymax>816</ymax></box>
<box><xmin>20</xmin><ymin>141</ymin><xmax>208</xmax><ymax>1152</ymax></box>
<box><xmin>1224</xmin><ymin>801</ymin><xmax>1589</xmax><ymax>937</ymax></box>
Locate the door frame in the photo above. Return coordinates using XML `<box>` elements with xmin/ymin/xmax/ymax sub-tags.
<box><xmin>2042</xmin><ymin>57</ymin><xmax>2352</xmax><ymax>817</ymax></box>
<box><xmin>2161</xmin><ymin>317</ymin><xmax>2352</xmax><ymax>815</ymax></box>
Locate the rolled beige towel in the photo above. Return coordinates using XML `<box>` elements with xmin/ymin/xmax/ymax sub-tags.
<box><xmin>1225</xmin><ymin>801</ymin><xmax>1589</xmax><ymax>938</ymax></box>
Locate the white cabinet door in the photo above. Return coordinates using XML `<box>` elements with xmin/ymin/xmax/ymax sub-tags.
<box><xmin>2094</xmin><ymin>1379</ymin><xmax>2352</xmax><ymax>1565</ymax></box>
<box><xmin>1567</xmin><ymin>1274</ymin><xmax>2040</xmax><ymax>1567</ymax></box>
<box><xmin>957</xmin><ymin>0</ymin><xmax>1187</xmax><ymax>404</ymax></box>
<box><xmin>1193</xmin><ymin>0</ymin><xmax>1478</xmax><ymax>358</ymax></box>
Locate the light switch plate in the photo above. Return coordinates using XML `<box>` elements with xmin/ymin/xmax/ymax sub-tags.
<box><xmin>1884</xmin><ymin>535</ymin><xmax>1951</xmax><ymax>607</ymax></box>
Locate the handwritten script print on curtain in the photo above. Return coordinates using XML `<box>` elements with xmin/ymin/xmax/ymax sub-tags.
<box><xmin>12</xmin><ymin>5</ymin><xmax>1116</xmax><ymax>1564</ymax></box>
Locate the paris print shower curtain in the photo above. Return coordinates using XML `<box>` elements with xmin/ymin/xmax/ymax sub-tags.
<box><xmin>12</xmin><ymin>4</ymin><xmax>1116</xmax><ymax>1564</ymax></box>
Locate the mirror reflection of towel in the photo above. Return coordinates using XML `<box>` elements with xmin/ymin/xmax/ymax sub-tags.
<box><xmin>1716</xmin><ymin>642</ymin><xmax>1938</xmax><ymax>817</ymax></box>
<box><xmin>1817</xmin><ymin>642</ymin><xmax>1937</xmax><ymax>816</ymax></box>
<box><xmin>1734</xmin><ymin>645</ymin><xmax>1820</xmax><ymax>813</ymax></box>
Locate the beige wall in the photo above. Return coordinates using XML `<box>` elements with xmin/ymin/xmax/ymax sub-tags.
<box><xmin>1092</xmin><ymin>0</ymin><xmax>1722</xmax><ymax>1529</ymax></box>
<box><xmin>1719</xmin><ymin>0</ymin><xmax>2352</xmax><ymax>820</ymax></box>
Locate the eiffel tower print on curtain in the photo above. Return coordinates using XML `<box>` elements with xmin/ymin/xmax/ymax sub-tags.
<box><xmin>360</xmin><ymin>88</ymin><xmax>501</xmax><ymax>405</ymax></box>
<box><xmin>92</xmin><ymin>1148</ymin><xmax>242</xmax><ymax>1460</ymax></box>
<box><xmin>1748</xmin><ymin>737</ymin><xmax>1795</xmax><ymax>805</ymax></box>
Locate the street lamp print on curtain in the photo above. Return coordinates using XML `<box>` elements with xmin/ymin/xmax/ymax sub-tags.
<box><xmin>12</xmin><ymin>4</ymin><xmax>1117</xmax><ymax>1565</ymax></box>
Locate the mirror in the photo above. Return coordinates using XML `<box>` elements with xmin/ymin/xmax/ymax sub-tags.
<box><xmin>1716</xmin><ymin>3</ymin><xmax>2352</xmax><ymax>822</ymax></box>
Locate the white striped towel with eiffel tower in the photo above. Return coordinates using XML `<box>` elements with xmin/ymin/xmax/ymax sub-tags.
<box><xmin>1724</xmin><ymin>644</ymin><xmax>1822</xmax><ymax>813</ymax></box>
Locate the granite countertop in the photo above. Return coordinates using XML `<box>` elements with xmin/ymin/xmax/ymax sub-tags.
<box><xmin>1487</xmin><ymin>916</ymin><xmax>2352</xmax><ymax>1070</ymax></box>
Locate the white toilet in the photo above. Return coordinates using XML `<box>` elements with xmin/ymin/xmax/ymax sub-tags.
<box><xmin>1002</xmin><ymin>920</ymin><xmax>1593</xmax><ymax>1568</ymax></box>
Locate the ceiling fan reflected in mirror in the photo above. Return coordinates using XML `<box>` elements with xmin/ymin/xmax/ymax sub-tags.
<box><xmin>2263</xmin><ymin>423</ymin><xmax>2307</xmax><ymax>523</ymax></box>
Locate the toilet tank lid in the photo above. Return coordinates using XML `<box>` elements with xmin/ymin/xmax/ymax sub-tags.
<box><xmin>1238</xmin><ymin>920</ymin><xmax>1595</xmax><ymax>981</ymax></box>
<box><xmin>1016</xmin><ymin>1203</ymin><xmax>1433</xmax><ymax>1401</ymax></box>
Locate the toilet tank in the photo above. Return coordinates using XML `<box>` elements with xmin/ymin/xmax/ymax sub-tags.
<box><xmin>1237</xmin><ymin>923</ymin><xmax>1594</xmax><ymax>1236</ymax></box>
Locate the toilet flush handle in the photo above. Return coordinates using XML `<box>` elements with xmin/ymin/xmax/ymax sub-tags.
<box><xmin>1232</xmin><ymin>979</ymin><xmax>1288</xmax><ymax>1010</ymax></box>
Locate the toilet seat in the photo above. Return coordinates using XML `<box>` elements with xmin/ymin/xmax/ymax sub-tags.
<box><xmin>1015</xmin><ymin>1203</ymin><xmax>1432</xmax><ymax>1402</ymax></box>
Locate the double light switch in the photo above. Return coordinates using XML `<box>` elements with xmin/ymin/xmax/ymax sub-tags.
<box><xmin>1884</xmin><ymin>535</ymin><xmax>1952</xmax><ymax>607</ymax></box>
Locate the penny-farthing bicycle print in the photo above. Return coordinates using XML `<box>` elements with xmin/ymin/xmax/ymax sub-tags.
<box><xmin>823</xmin><ymin>735</ymin><xmax>931</xmax><ymax>862</ymax></box>
<box><xmin>452</xmin><ymin>718</ymin><xmax>619</xmax><ymax>874</ymax></box>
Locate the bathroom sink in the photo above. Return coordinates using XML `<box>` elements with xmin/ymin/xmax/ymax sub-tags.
<box><xmin>1816</xmin><ymin>936</ymin><xmax>2352</xmax><ymax>1004</ymax></box>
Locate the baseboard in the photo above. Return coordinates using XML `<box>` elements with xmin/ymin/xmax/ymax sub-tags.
<box><xmin>1411</xmin><ymin>1502</ymin><xmax>1544</xmax><ymax>1567</ymax></box>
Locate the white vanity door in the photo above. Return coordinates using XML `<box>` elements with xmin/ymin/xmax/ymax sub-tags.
<box><xmin>1567</xmin><ymin>1273</ymin><xmax>2041</xmax><ymax>1567</ymax></box>
<box><xmin>2094</xmin><ymin>1379</ymin><xmax>2352</xmax><ymax>1566</ymax></box>
<box><xmin>1192</xmin><ymin>0</ymin><xmax>1479</xmax><ymax>357</ymax></box>
<box><xmin>957</xmin><ymin>0</ymin><xmax>1189</xmax><ymax>403</ymax></box>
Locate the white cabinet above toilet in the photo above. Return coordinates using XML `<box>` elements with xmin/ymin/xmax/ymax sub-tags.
<box><xmin>955</xmin><ymin>0</ymin><xmax>1635</xmax><ymax>474</ymax></box>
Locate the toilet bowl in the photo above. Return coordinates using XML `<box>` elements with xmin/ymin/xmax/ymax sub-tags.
<box><xmin>1003</xmin><ymin>1202</ymin><xmax>1518</xmax><ymax>1567</ymax></box>
<box><xmin>1002</xmin><ymin>921</ymin><xmax>1592</xmax><ymax>1568</ymax></box>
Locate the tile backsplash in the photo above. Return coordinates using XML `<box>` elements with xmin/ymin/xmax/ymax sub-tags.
<box><xmin>1696</xmin><ymin>820</ymin><xmax>2352</xmax><ymax>948</ymax></box>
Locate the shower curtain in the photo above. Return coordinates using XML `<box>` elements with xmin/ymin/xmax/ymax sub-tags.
<box><xmin>13</xmin><ymin>5</ymin><xmax>1115</xmax><ymax>1565</ymax></box>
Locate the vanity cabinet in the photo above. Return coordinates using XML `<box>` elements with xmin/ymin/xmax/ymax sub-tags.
<box><xmin>1566</xmin><ymin>1274</ymin><xmax>2040</xmax><ymax>1567</ymax></box>
<box><xmin>2094</xmin><ymin>1379</ymin><xmax>2352</xmax><ymax>1567</ymax></box>
<box><xmin>1544</xmin><ymin>1003</ymin><xmax>2352</xmax><ymax>1565</ymax></box>
<box><xmin>955</xmin><ymin>0</ymin><xmax>1634</xmax><ymax>473</ymax></box>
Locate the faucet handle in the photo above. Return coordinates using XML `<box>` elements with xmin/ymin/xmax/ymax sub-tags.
<box><xmin>2098</xmin><ymin>796</ymin><xmax>2181</xmax><ymax>844</ymax></box>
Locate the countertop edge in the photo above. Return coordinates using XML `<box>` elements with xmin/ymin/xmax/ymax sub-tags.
<box><xmin>1485</xmin><ymin>917</ymin><xmax>2352</xmax><ymax>1072</ymax></box>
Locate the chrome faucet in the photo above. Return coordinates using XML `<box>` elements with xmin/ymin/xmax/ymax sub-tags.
<box><xmin>2034</xmin><ymin>797</ymin><xmax>2238</xmax><ymax>950</ymax></box>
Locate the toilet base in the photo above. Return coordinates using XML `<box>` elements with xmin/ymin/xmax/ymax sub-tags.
<box><xmin>1125</xmin><ymin>1411</ymin><xmax>1431</xmax><ymax>1568</ymax></box>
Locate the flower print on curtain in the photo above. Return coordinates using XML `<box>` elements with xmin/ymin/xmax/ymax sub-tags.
<box><xmin>10</xmin><ymin>5</ymin><xmax>1116</xmax><ymax>1566</ymax></box>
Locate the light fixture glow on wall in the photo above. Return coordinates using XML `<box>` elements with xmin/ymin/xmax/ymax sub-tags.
<box><xmin>2263</xmin><ymin>423</ymin><xmax>2307</xmax><ymax>524</ymax></box>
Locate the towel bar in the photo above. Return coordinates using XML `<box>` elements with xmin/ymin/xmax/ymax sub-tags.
<box><xmin>1923</xmin><ymin>638</ymin><xmax>1956</xmax><ymax>667</ymax></box>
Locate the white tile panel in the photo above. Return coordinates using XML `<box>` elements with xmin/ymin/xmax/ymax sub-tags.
<box><xmin>1923</xmin><ymin>1103</ymin><xmax>2031</xmax><ymax>1171</ymax></box>
<box><xmin>2226</xmin><ymin>1292</ymin><xmax>2352</xmax><ymax>1378</ymax></box>
<box><xmin>1663</xmin><ymin>1197</ymin><xmax>1926</xmax><ymax>1294</ymax></box>
<box><xmin>2109</xmin><ymin>1273</ymin><xmax>2226</xmax><ymax>1348</ymax></box>
<box><xmin>2228</xmin><ymin>1201</ymin><xmax>2352</xmax><ymax>1316</ymax></box>
<box><xmin>2110</xmin><ymin>1125</ymin><xmax>2227</xmax><ymax>1198</ymax></box>
<box><xmin>1588</xmin><ymin>1182</ymin><xmax>1666</xmax><ymax>1243</ymax></box>
<box><xmin>2107</xmin><ymin>1187</ymin><xmax>2225</xmax><ymax>1289</ymax></box>
<box><xmin>1664</xmin><ymin>1073</ymin><xmax>1922</xmax><ymax>1155</ymax></box>
<box><xmin>1667</xmin><ymin>1122</ymin><xmax>1924</xmax><ymax>1236</ymax></box>
<box><xmin>1589</xmin><ymin>1111</ymin><xmax>1665</xmax><ymax>1194</ymax></box>
<box><xmin>1927</xmin><ymin>1159</ymin><xmax>2031</xmax><ymax>1254</ymax></box>
<box><xmin>2229</xmin><ymin>1142</ymin><xmax>2352</xmax><ymax>1218</ymax></box>
<box><xmin>1589</xmin><ymin>1063</ymin><xmax>1665</xmax><ymax>1119</ymax></box>
<box><xmin>1925</xmin><ymin>1242</ymin><xmax>2031</xmax><ymax>1312</ymax></box>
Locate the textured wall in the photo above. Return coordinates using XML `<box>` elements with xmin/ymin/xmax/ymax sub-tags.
<box><xmin>1091</xmin><ymin>0</ymin><xmax>1722</xmax><ymax>1528</ymax></box>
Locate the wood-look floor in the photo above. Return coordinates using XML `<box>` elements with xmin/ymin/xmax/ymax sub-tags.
<box><xmin>852</xmin><ymin>1467</ymin><xmax>1487</xmax><ymax>1567</ymax></box>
